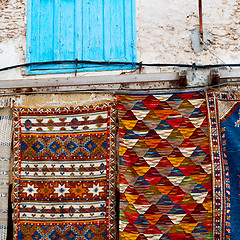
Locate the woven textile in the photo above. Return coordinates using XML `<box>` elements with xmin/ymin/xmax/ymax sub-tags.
<box><xmin>13</xmin><ymin>103</ymin><xmax>117</xmax><ymax>240</ymax></box>
<box><xmin>116</xmin><ymin>92</ymin><xmax>213</xmax><ymax>240</ymax></box>
<box><xmin>0</xmin><ymin>108</ymin><xmax>13</xmax><ymax>240</ymax></box>
<box><xmin>207</xmin><ymin>91</ymin><xmax>240</xmax><ymax>239</ymax></box>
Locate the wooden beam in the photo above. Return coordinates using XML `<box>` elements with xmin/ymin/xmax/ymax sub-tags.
<box><xmin>0</xmin><ymin>69</ymin><xmax>240</xmax><ymax>90</ymax></box>
<box><xmin>219</xmin><ymin>69</ymin><xmax>240</xmax><ymax>79</ymax></box>
<box><xmin>209</xmin><ymin>69</ymin><xmax>220</xmax><ymax>85</ymax></box>
<box><xmin>178</xmin><ymin>70</ymin><xmax>188</xmax><ymax>86</ymax></box>
<box><xmin>0</xmin><ymin>73</ymin><xmax>179</xmax><ymax>89</ymax></box>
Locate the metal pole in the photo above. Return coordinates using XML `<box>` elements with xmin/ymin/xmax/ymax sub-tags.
<box><xmin>199</xmin><ymin>0</ymin><xmax>204</xmax><ymax>42</ymax></box>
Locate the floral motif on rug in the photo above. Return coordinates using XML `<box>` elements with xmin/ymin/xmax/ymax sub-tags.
<box><xmin>12</xmin><ymin>103</ymin><xmax>117</xmax><ymax>240</ymax></box>
<box><xmin>116</xmin><ymin>92</ymin><xmax>213</xmax><ymax>240</ymax></box>
<box><xmin>207</xmin><ymin>91</ymin><xmax>240</xmax><ymax>240</ymax></box>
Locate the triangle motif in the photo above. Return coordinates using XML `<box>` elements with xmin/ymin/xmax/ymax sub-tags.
<box><xmin>143</xmin><ymin>148</ymin><xmax>161</xmax><ymax>167</ymax></box>
<box><xmin>142</xmin><ymin>95</ymin><xmax>160</xmax><ymax>110</ymax></box>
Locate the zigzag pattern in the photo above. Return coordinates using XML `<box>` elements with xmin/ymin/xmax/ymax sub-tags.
<box><xmin>21</xmin><ymin>134</ymin><xmax>108</xmax><ymax>159</ymax></box>
<box><xmin>19</xmin><ymin>223</ymin><xmax>107</xmax><ymax>240</ymax></box>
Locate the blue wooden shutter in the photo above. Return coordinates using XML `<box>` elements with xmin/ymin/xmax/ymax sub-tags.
<box><xmin>26</xmin><ymin>0</ymin><xmax>137</xmax><ymax>74</ymax></box>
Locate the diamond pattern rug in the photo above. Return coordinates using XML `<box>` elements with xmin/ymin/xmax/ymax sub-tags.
<box><xmin>12</xmin><ymin>103</ymin><xmax>117</xmax><ymax>240</ymax></box>
<box><xmin>207</xmin><ymin>91</ymin><xmax>240</xmax><ymax>240</ymax></box>
<box><xmin>116</xmin><ymin>92</ymin><xmax>213</xmax><ymax>240</ymax></box>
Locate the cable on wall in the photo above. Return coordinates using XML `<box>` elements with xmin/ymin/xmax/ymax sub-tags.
<box><xmin>1</xmin><ymin>60</ymin><xmax>240</xmax><ymax>73</ymax></box>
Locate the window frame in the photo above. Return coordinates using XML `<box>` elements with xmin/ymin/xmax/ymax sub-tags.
<box><xmin>26</xmin><ymin>0</ymin><xmax>137</xmax><ymax>75</ymax></box>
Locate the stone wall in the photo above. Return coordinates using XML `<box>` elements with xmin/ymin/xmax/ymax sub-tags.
<box><xmin>0</xmin><ymin>0</ymin><xmax>239</xmax><ymax>84</ymax></box>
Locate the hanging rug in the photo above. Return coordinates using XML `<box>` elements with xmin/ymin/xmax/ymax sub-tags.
<box><xmin>207</xmin><ymin>91</ymin><xmax>240</xmax><ymax>240</ymax></box>
<box><xmin>116</xmin><ymin>91</ymin><xmax>213</xmax><ymax>240</ymax></box>
<box><xmin>0</xmin><ymin>108</ymin><xmax>13</xmax><ymax>240</ymax></box>
<box><xmin>12</xmin><ymin>102</ymin><xmax>117</xmax><ymax>240</ymax></box>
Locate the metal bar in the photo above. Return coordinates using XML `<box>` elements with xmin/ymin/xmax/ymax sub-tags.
<box><xmin>199</xmin><ymin>0</ymin><xmax>203</xmax><ymax>42</ymax></box>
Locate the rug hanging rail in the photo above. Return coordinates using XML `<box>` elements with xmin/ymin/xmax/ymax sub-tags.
<box><xmin>0</xmin><ymin>81</ymin><xmax>238</xmax><ymax>97</ymax></box>
<box><xmin>0</xmin><ymin>69</ymin><xmax>239</xmax><ymax>92</ymax></box>
<box><xmin>0</xmin><ymin>85</ymin><xmax>210</xmax><ymax>97</ymax></box>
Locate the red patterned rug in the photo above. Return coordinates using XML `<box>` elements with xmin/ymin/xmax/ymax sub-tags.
<box><xmin>116</xmin><ymin>92</ymin><xmax>213</xmax><ymax>240</ymax></box>
<box><xmin>12</xmin><ymin>103</ymin><xmax>117</xmax><ymax>240</ymax></box>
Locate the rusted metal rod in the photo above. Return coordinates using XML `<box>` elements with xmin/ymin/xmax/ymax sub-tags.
<box><xmin>198</xmin><ymin>0</ymin><xmax>204</xmax><ymax>42</ymax></box>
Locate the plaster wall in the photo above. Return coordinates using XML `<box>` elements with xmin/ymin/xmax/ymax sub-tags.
<box><xmin>13</xmin><ymin>92</ymin><xmax>114</xmax><ymax>107</ymax></box>
<box><xmin>0</xmin><ymin>0</ymin><xmax>239</xmax><ymax>85</ymax></box>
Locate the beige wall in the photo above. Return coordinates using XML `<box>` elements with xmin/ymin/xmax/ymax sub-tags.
<box><xmin>137</xmin><ymin>0</ymin><xmax>240</xmax><ymax>65</ymax></box>
<box><xmin>14</xmin><ymin>92</ymin><xmax>114</xmax><ymax>107</ymax></box>
<box><xmin>0</xmin><ymin>0</ymin><xmax>239</xmax><ymax>85</ymax></box>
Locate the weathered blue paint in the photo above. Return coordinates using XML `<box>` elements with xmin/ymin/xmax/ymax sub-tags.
<box><xmin>26</xmin><ymin>0</ymin><xmax>137</xmax><ymax>75</ymax></box>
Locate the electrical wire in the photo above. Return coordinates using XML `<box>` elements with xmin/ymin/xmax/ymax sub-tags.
<box><xmin>0</xmin><ymin>59</ymin><xmax>239</xmax><ymax>96</ymax></box>
<box><xmin>1</xmin><ymin>59</ymin><xmax>240</xmax><ymax>73</ymax></box>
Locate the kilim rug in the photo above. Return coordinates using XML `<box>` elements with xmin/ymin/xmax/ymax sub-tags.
<box><xmin>0</xmin><ymin>108</ymin><xmax>13</xmax><ymax>240</ymax></box>
<box><xmin>207</xmin><ymin>91</ymin><xmax>240</xmax><ymax>240</ymax></box>
<box><xmin>116</xmin><ymin>92</ymin><xmax>213</xmax><ymax>240</ymax></box>
<box><xmin>12</xmin><ymin>102</ymin><xmax>117</xmax><ymax>240</ymax></box>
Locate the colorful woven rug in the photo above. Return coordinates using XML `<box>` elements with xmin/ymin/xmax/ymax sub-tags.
<box><xmin>0</xmin><ymin>108</ymin><xmax>13</xmax><ymax>240</ymax></box>
<box><xmin>116</xmin><ymin>92</ymin><xmax>213</xmax><ymax>240</ymax></box>
<box><xmin>207</xmin><ymin>91</ymin><xmax>240</xmax><ymax>240</ymax></box>
<box><xmin>12</xmin><ymin>102</ymin><xmax>117</xmax><ymax>240</ymax></box>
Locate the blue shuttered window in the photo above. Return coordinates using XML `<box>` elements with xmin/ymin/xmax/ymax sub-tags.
<box><xmin>26</xmin><ymin>0</ymin><xmax>137</xmax><ymax>75</ymax></box>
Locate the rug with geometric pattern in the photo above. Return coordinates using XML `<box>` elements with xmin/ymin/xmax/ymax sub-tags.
<box><xmin>207</xmin><ymin>91</ymin><xmax>240</xmax><ymax>240</ymax></box>
<box><xmin>12</xmin><ymin>102</ymin><xmax>117</xmax><ymax>240</ymax></box>
<box><xmin>116</xmin><ymin>92</ymin><xmax>213</xmax><ymax>240</ymax></box>
<box><xmin>0</xmin><ymin>108</ymin><xmax>13</xmax><ymax>240</ymax></box>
